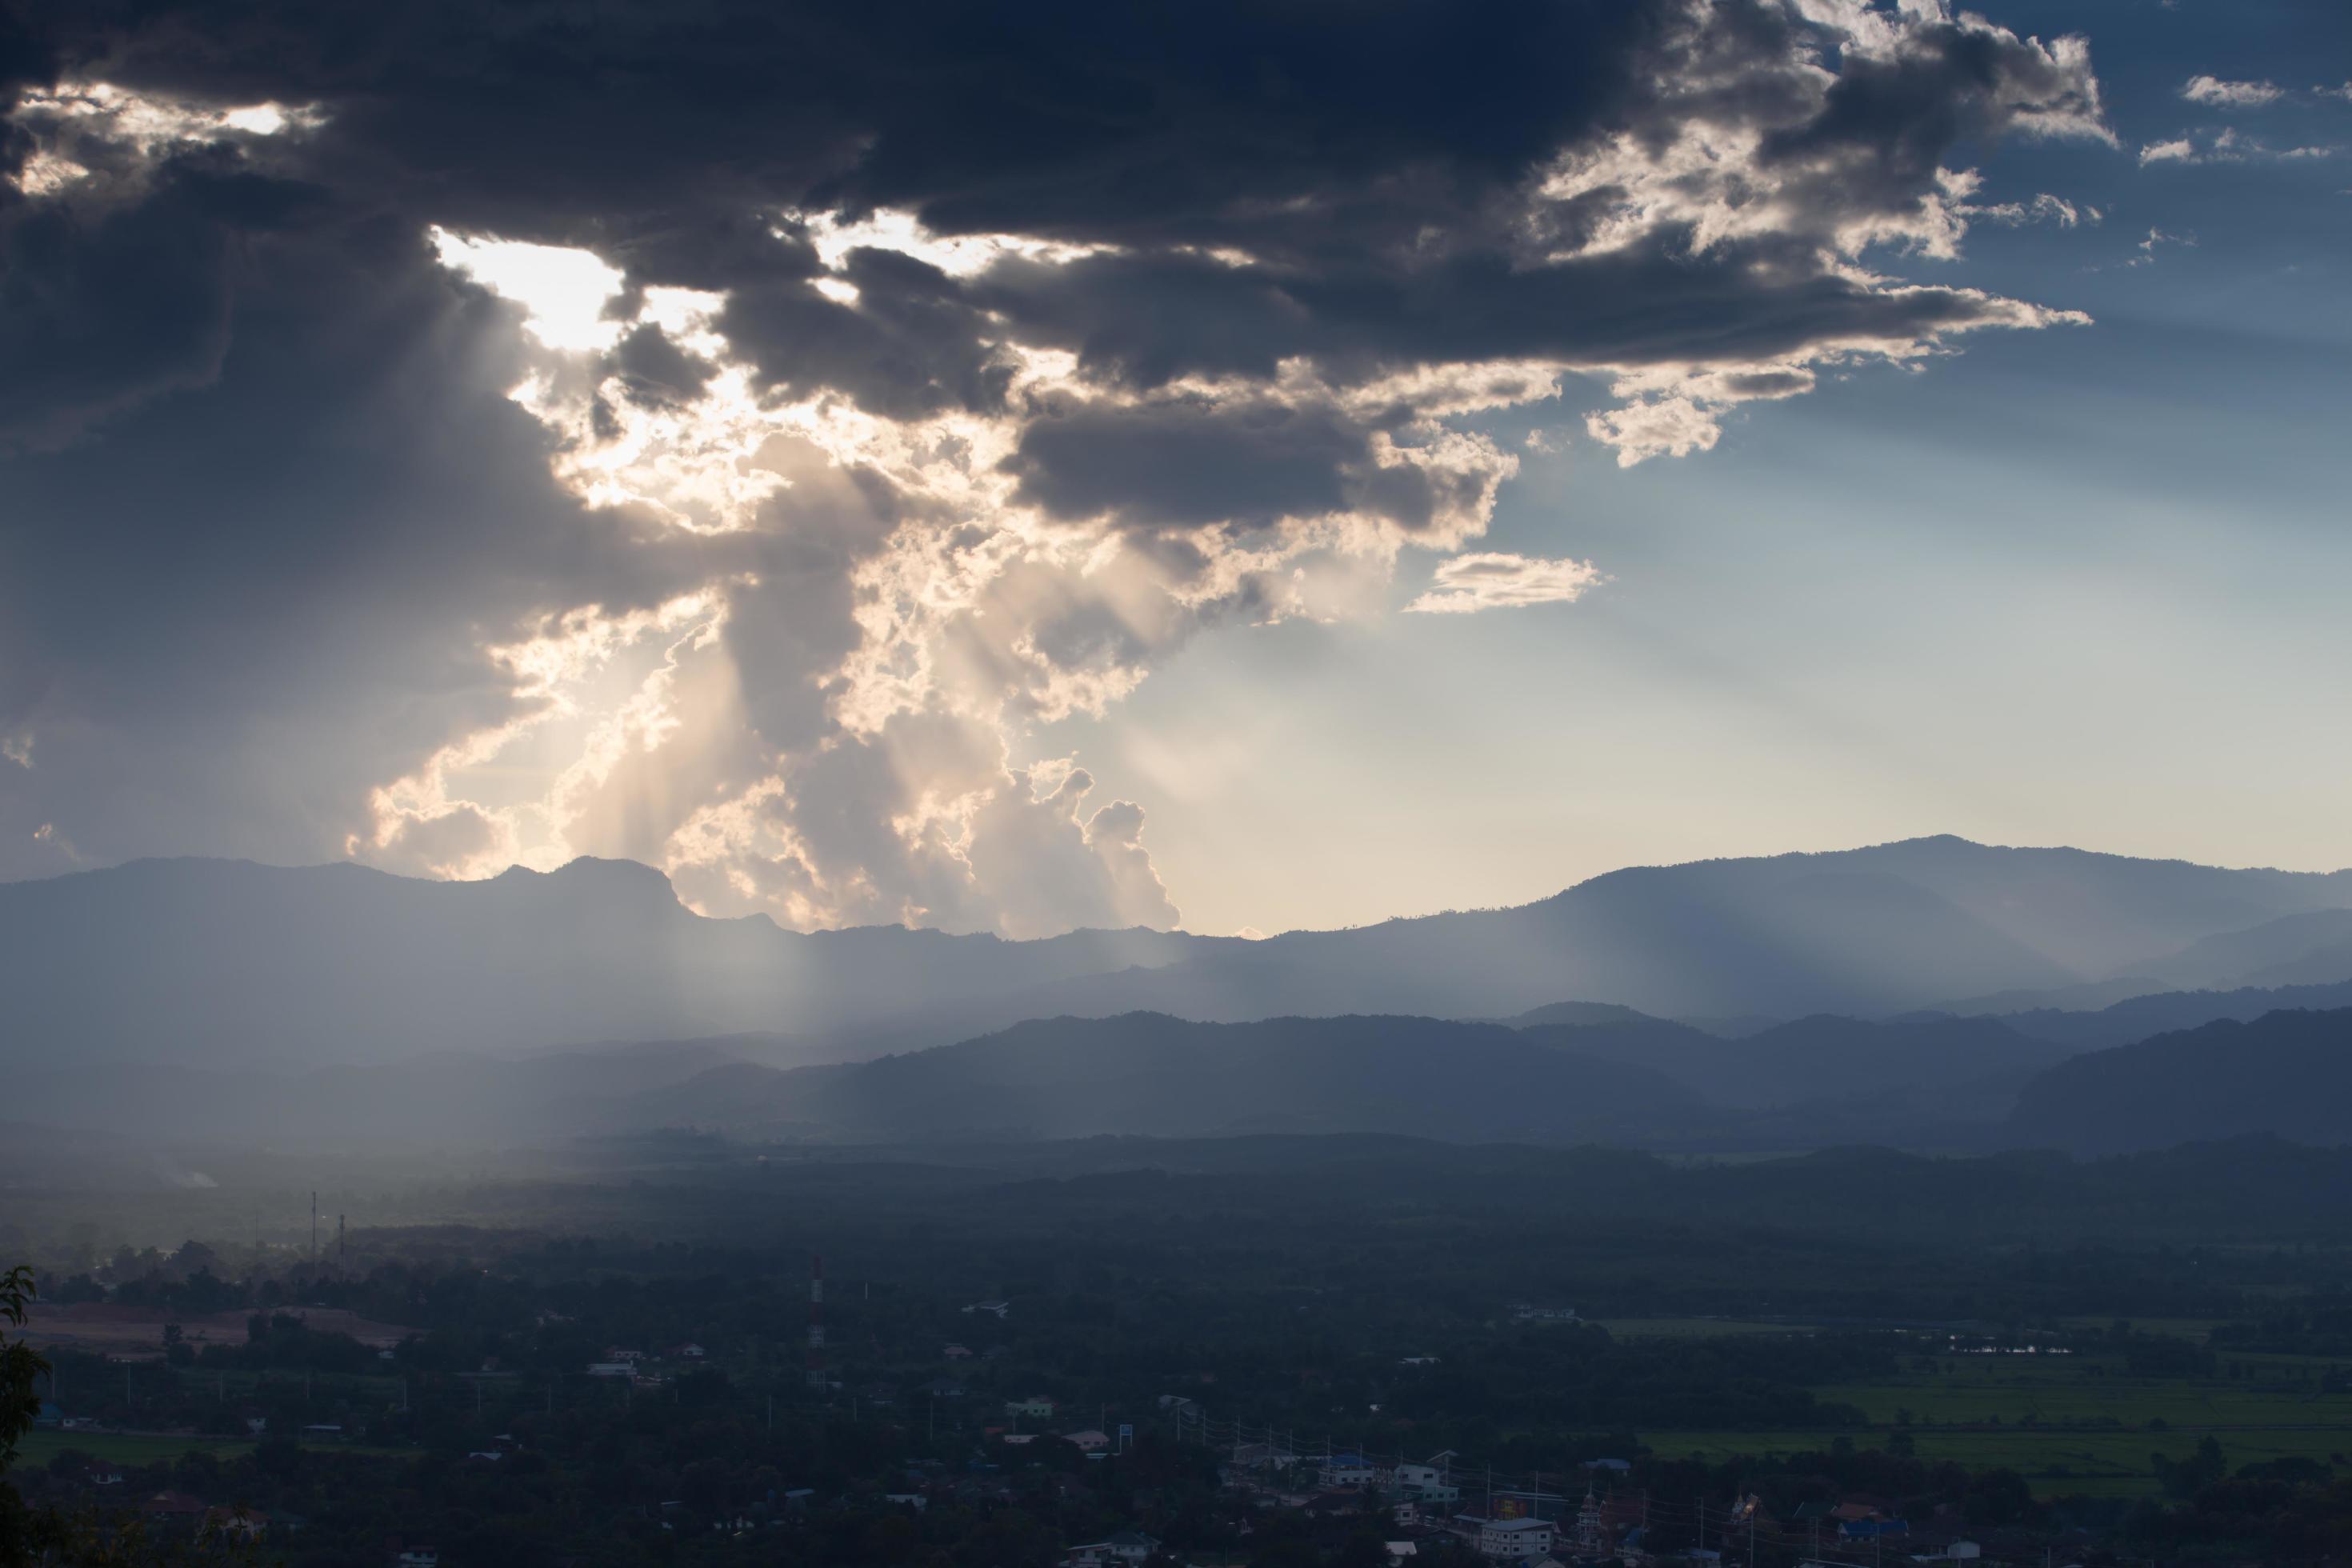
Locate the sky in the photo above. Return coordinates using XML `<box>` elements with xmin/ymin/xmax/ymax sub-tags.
<box><xmin>1</xmin><ymin>0</ymin><xmax>2347</xmax><ymax>940</ymax></box>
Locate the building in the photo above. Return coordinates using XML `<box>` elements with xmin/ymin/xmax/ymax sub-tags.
<box><xmin>1062</xmin><ymin>1429</ymin><xmax>1111</xmax><ymax>1454</ymax></box>
<box><xmin>1062</xmin><ymin>1528</ymin><xmax>1161</xmax><ymax>1564</ymax></box>
<box><xmin>1320</xmin><ymin>1450</ymin><xmax>1377</xmax><ymax>1488</ymax></box>
<box><xmin>138</xmin><ymin>1491</ymin><xmax>209</xmax><ymax>1525</ymax></box>
<box><xmin>1394</xmin><ymin>1460</ymin><xmax>1460</xmax><ymax>1507</ymax></box>
<box><xmin>964</xmin><ymin>1300</ymin><xmax>1012</xmax><ymax>1318</ymax></box>
<box><xmin>1471</xmin><ymin>1514</ymin><xmax>1556</xmax><ymax>1560</ymax></box>
<box><xmin>1006</xmin><ymin>1394</ymin><xmax>1056</xmax><ymax>1419</ymax></box>
<box><xmin>1573</xmin><ymin>1490</ymin><xmax>1606</xmax><ymax>1554</ymax></box>
<box><xmin>1231</xmin><ymin>1440</ymin><xmax>1298</xmax><ymax>1470</ymax></box>
<box><xmin>203</xmin><ymin>1506</ymin><xmax>266</xmax><ymax>1542</ymax></box>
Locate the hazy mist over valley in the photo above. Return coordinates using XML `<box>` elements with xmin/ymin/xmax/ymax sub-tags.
<box><xmin>6</xmin><ymin>832</ymin><xmax>2351</xmax><ymax>1166</ymax></box>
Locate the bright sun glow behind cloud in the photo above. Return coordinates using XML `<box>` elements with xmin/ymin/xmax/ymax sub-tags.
<box><xmin>793</xmin><ymin>207</ymin><xmax>1115</xmax><ymax>278</ymax></box>
<box><xmin>428</xmin><ymin>228</ymin><xmax>628</xmax><ymax>353</ymax></box>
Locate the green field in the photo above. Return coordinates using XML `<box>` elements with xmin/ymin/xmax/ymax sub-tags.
<box><xmin>15</xmin><ymin>1431</ymin><xmax>255</xmax><ymax>1468</ymax></box>
<box><xmin>1635</xmin><ymin>1423</ymin><xmax>2352</xmax><ymax>1498</ymax></box>
<box><xmin>1816</xmin><ymin>1353</ymin><xmax>2352</xmax><ymax>1430</ymax></box>
<box><xmin>1632</xmin><ymin>1350</ymin><xmax>2352</xmax><ymax>1498</ymax></box>
<box><xmin>1594</xmin><ymin>1318</ymin><xmax>1814</xmax><ymax>1338</ymax></box>
<box><xmin>2055</xmin><ymin>1316</ymin><xmax>2230</xmax><ymax>1340</ymax></box>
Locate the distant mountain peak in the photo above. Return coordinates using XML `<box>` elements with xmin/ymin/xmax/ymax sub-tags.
<box><xmin>492</xmin><ymin>855</ymin><xmax>682</xmax><ymax>899</ymax></box>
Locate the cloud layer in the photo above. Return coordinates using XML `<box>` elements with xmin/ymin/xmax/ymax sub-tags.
<box><xmin>0</xmin><ymin>0</ymin><xmax>2112</xmax><ymax>934</ymax></box>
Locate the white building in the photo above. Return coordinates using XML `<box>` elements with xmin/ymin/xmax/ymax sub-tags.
<box><xmin>1320</xmin><ymin>1451</ymin><xmax>1377</xmax><ymax>1488</ymax></box>
<box><xmin>1475</xmin><ymin>1516</ymin><xmax>1556</xmax><ymax>1560</ymax></box>
<box><xmin>1062</xmin><ymin>1529</ymin><xmax>1160</xmax><ymax>1565</ymax></box>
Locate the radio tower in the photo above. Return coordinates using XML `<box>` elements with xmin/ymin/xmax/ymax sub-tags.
<box><xmin>806</xmin><ymin>1254</ymin><xmax>826</xmax><ymax>1390</ymax></box>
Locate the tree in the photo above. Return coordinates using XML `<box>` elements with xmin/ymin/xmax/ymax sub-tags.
<box><xmin>3</xmin><ymin>1264</ymin><xmax>55</xmax><ymax>1561</ymax></box>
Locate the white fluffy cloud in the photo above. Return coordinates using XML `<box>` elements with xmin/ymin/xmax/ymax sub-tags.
<box><xmin>1406</xmin><ymin>554</ymin><xmax>1606</xmax><ymax>615</ymax></box>
<box><xmin>2182</xmin><ymin>75</ymin><xmax>2286</xmax><ymax>109</ymax></box>
<box><xmin>2139</xmin><ymin>126</ymin><xmax>2334</xmax><ymax>166</ymax></box>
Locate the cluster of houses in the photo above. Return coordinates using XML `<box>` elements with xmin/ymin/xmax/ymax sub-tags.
<box><xmin>1209</xmin><ymin>1446</ymin><xmax>2008</xmax><ymax>1566</ymax></box>
<box><xmin>582</xmin><ymin>1342</ymin><xmax>706</xmax><ymax>1386</ymax></box>
<box><xmin>990</xmin><ymin>1394</ymin><xmax>1128</xmax><ymax>1458</ymax></box>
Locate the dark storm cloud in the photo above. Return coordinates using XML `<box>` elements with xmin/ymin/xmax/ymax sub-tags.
<box><xmin>1006</xmin><ymin>398</ymin><xmax>1367</xmax><ymax>532</ymax></box>
<box><xmin>1754</xmin><ymin>15</ymin><xmax>2109</xmax><ymax>224</ymax></box>
<box><xmin>50</xmin><ymin>0</ymin><xmax>1654</xmax><ymax>234</ymax></box>
<box><xmin>0</xmin><ymin>166</ymin><xmax>236</xmax><ymax>450</ymax></box>
<box><xmin>0</xmin><ymin>0</ymin><xmax>2114</xmax><ymax>918</ymax></box>
<box><xmin>718</xmin><ymin>248</ymin><xmax>1015</xmax><ymax>420</ymax></box>
<box><xmin>3</xmin><ymin>0</ymin><xmax>2108</xmax><ymax>450</ymax></box>
<box><xmin>0</xmin><ymin>198</ymin><xmax>706</xmax><ymax>863</ymax></box>
<box><xmin>984</xmin><ymin>238</ymin><xmax>2051</xmax><ymax>390</ymax></box>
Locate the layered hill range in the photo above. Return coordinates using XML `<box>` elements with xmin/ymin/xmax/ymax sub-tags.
<box><xmin>5</xmin><ymin>835</ymin><xmax>2350</xmax><ymax>1160</ymax></box>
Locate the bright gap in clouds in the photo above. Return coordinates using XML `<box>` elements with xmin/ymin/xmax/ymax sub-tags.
<box><xmin>428</xmin><ymin>228</ymin><xmax>627</xmax><ymax>352</ymax></box>
<box><xmin>6</xmin><ymin>79</ymin><xmax>321</xmax><ymax>196</ymax></box>
<box><xmin>792</xmin><ymin>207</ymin><xmax>1118</xmax><ymax>278</ymax></box>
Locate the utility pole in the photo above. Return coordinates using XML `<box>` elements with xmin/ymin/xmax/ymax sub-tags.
<box><xmin>806</xmin><ymin>1254</ymin><xmax>826</xmax><ymax>1391</ymax></box>
<box><xmin>310</xmin><ymin>1192</ymin><xmax>317</xmax><ymax>1268</ymax></box>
